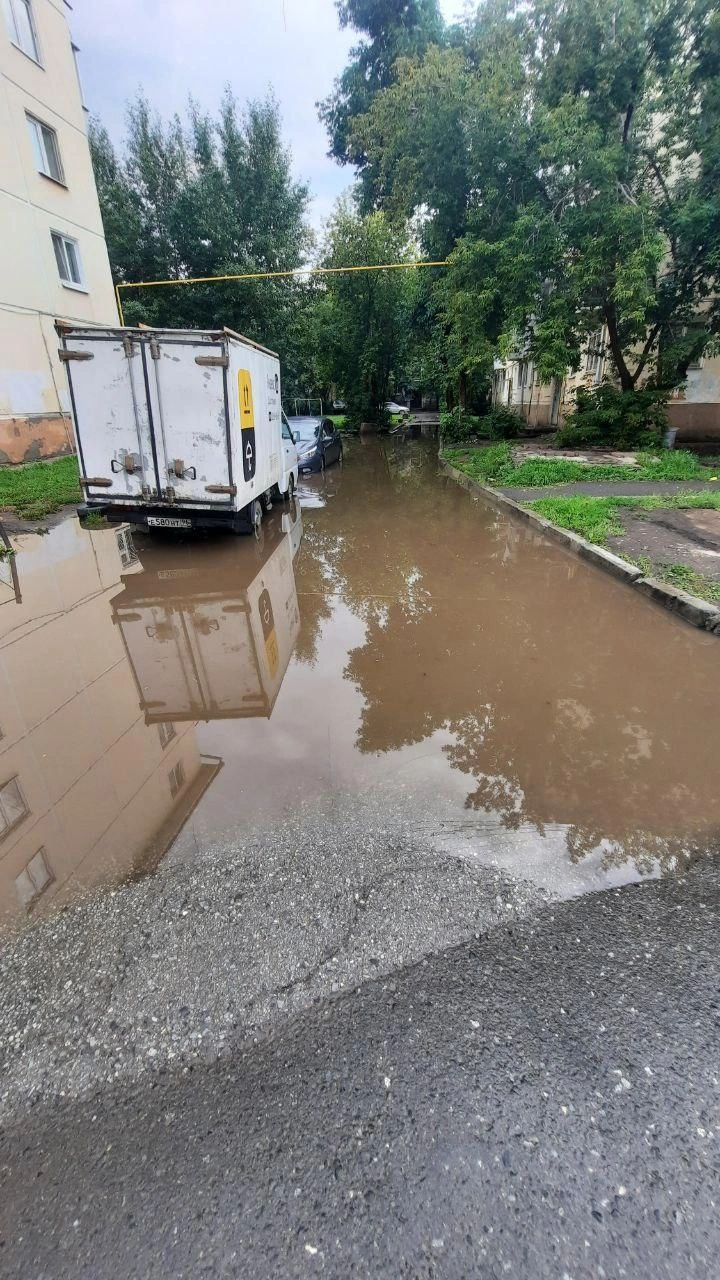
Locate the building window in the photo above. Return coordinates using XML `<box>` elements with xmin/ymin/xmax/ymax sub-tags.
<box><xmin>15</xmin><ymin>847</ymin><xmax>53</xmax><ymax>910</ymax></box>
<box><xmin>51</xmin><ymin>231</ymin><xmax>84</xmax><ymax>290</ymax></box>
<box><xmin>158</xmin><ymin>722</ymin><xmax>176</xmax><ymax>750</ymax></box>
<box><xmin>0</xmin><ymin>775</ymin><xmax>29</xmax><ymax>841</ymax></box>
<box><xmin>116</xmin><ymin>527</ymin><xmax>138</xmax><ymax>570</ymax></box>
<box><xmin>585</xmin><ymin>329</ymin><xmax>606</xmax><ymax>384</ymax></box>
<box><xmin>5</xmin><ymin>0</ymin><xmax>41</xmax><ymax>62</ymax></box>
<box><xmin>26</xmin><ymin>114</ymin><xmax>64</xmax><ymax>183</ymax></box>
<box><xmin>71</xmin><ymin>42</ymin><xmax>86</xmax><ymax>109</ymax></box>
<box><xmin>169</xmin><ymin>761</ymin><xmax>185</xmax><ymax>798</ymax></box>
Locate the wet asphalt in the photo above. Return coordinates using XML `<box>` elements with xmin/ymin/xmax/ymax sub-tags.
<box><xmin>1</xmin><ymin>857</ymin><xmax>719</xmax><ymax>1279</ymax></box>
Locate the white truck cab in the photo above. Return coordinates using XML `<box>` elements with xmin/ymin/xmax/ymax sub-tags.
<box><xmin>57</xmin><ymin>323</ymin><xmax>298</xmax><ymax>534</ymax></box>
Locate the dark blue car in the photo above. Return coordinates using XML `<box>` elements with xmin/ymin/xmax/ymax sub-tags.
<box><xmin>288</xmin><ymin>416</ymin><xmax>343</xmax><ymax>473</ymax></box>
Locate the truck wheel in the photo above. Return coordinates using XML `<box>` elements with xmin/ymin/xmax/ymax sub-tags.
<box><xmin>239</xmin><ymin>498</ymin><xmax>262</xmax><ymax>535</ymax></box>
<box><xmin>285</xmin><ymin>474</ymin><xmax>295</xmax><ymax>501</ymax></box>
<box><xmin>262</xmin><ymin>490</ymin><xmax>273</xmax><ymax>512</ymax></box>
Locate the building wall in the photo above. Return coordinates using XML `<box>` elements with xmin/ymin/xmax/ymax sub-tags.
<box><xmin>493</xmin><ymin>327</ymin><xmax>610</xmax><ymax>433</ymax></box>
<box><xmin>0</xmin><ymin>0</ymin><xmax>117</xmax><ymax>464</ymax></box>
<box><xmin>493</xmin><ymin>328</ymin><xmax>720</xmax><ymax>441</ymax></box>
<box><xmin>666</xmin><ymin>355</ymin><xmax>720</xmax><ymax>440</ymax></box>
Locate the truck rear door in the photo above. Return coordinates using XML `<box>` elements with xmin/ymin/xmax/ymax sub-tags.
<box><xmin>60</xmin><ymin>331</ymin><xmax>159</xmax><ymax>502</ymax></box>
<box><xmin>144</xmin><ymin>336</ymin><xmax>234</xmax><ymax>504</ymax></box>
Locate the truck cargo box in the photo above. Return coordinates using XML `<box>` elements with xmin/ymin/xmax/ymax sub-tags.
<box><xmin>56</xmin><ymin>324</ymin><xmax>298</xmax><ymax>533</ymax></box>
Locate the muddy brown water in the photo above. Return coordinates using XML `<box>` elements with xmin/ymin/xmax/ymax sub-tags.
<box><xmin>1</xmin><ymin>435</ymin><xmax>718</xmax><ymax>937</ymax></box>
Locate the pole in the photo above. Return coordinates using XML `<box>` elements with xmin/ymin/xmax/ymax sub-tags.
<box><xmin>114</xmin><ymin>260</ymin><xmax>449</xmax><ymax>324</ymax></box>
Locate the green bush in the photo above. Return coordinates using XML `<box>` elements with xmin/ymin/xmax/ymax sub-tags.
<box><xmin>555</xmin><ymin>384</ymin><xmax>667</xmax><ymax>450</ymax></box>
<box><xmin>440</xmin><ymin>403</ymin><xmax>526</xmax><ymax>443</ymax></box>
<box><xmin>481</xmin><ymin>405</ymin><xmax>526</xmax><ymax>440</ymax></box>
<box><xmin>439</xmin><ymin>408</ymin><xmax>484</xmax><ymax>442</ymax></box>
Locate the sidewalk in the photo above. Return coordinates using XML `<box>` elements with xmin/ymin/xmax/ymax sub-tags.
<box><xmin>499</xmin><ymin>479</ymin><xmax>720</xmax><ymax>501</ymax></box>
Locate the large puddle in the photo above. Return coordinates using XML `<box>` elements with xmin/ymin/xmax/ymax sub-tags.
<box><xmin>1</xmin><ymin>435</ymin><xmax>718</xmax><ymax>937</ymax></box>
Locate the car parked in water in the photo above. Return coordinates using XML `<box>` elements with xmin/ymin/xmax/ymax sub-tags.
<box><xmin>288</xmin><ymin>415</ymin><xmax>343</xmax><ymax>473</ymax></box>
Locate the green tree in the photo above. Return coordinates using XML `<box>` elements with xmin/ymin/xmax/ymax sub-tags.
<box><xmin>349</xmin><ymin>0</ymin><xmax>720</xmax><ymax>395</ymax></box>
<box><xmin>318</xmin><ymin>0</ymin><xmax>444</xmax><ymax>203</ymax></box>
<box><xmin>315</xmin><ymin>203</ymin><xmax>416</xmax><ymax>424</ymax></box>
<box><xmin>90</xmin><ymin>91</ymin><xmax>313</xmax><ymax>397</ymax></box>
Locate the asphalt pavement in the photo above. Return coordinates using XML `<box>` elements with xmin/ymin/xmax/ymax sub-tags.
<box><xmin>498</xmin><ymin>479</ymin><xmax>720</xmax><ymax>501</ymax></box>
<box><xmin>1</xmin><ymin>856</ymin><xmax>719</xmax><ymax>1279</ymax></box>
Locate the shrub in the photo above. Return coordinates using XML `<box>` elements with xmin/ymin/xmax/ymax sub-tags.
<box><xmin>439</xmin><ymin>407</ymin><xmax>484</xmax><ymax>442</ymax></box>
<box><xmin>555</xmin><ymin>384</ymin><xmax>667</xmax><ymax>450</ymax></box>
<box><xmin>481</xmin><ymin>405</ymin><xmax>526</xmax><ymax>440</ymax></box>
<box><xmin>440</xmin><ymin>403</ymin><xmax>526</xmax><ymax>443</ymax></box>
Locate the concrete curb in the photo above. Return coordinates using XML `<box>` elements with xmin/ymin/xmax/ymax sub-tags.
<box><xmin>439</xmin><ymin>458</ymin><xmax>720</xmax><ymax>638</ymax></box>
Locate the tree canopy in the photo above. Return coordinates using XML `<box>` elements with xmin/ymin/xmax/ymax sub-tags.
<box><xmin>345</xmin><ymin>0</ymin><xmax>720</xmax><ymax>394</ymax></box>
<box><xmin>314</xmin><ymin>203</ymin><xmax>417</xmax><ymax>423</ymax></box>
<box><xmin>318</xmin><ymin>0</ymin><xmax>444</xmax><ymax>202</ymax></box>
<box><xmin>90</xmin><ymin>90</ymin><xmax>313</xmax><ymax>399</ymax></box>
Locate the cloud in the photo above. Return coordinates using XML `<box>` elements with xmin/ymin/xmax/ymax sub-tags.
<box><xmin>70</xmin><ymin>0</ymin><xmax>356</xmax><ymax>231</ymax></box>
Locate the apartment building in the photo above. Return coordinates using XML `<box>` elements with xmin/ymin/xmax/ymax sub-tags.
<box><xmin>492</xmin><ymin>329</ymin><xmax>609</xmax><ymax>432</ymax></box>
<box><xmin>493</xmin><ymin>326</ymin><xmax>720</xmax><ymax>440</ymax></box>
<box><xmin>0</xmin><ymin>0</ymin><xmax>117</xmax><ymax>464</ymax></box>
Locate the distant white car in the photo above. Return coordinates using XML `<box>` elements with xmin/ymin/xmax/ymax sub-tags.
<box><xmin>386</xmin><ymin>401</ymin><xmax>409</xmax><ymax>415</ymax></box>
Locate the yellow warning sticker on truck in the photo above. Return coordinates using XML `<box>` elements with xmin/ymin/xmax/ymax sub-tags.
<box><xmin>238</xmin><ymin>369</ymin><xmax>256</xmax><ymax>481</ymax></box>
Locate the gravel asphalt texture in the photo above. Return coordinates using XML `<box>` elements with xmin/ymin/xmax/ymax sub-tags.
<box><xmin>1</xmin><ymin>847</ymin><xmax>719</xmax><ymax>1279</ymax></box>
<box><xmin>499</xmin><ymin>479</ymin><xmax>720</xmax><ymax>501</ymax></box>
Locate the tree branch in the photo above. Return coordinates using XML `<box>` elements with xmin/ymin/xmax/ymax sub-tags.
<box><xmin>622</xmin><ymin>101</ymin><xmax>634</xmax><ymax>146</ymax></box>
<box><xmin>603</xmin><ymin>304</ymin><xmax>633</xmax><ymax>390</ymax></box>
<box><xmin>642</xmin><ymin>150</ymin><xmax>678</xmax><ymax>264</ymax></box>
<box><xmin>630</xmin><ymin>322</ymin><xmax>662</xmax><ymax>384</ymax></box>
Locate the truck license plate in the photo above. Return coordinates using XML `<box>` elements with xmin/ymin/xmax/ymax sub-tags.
<box><xmin>146</xmin><ymin>516</ymin><xmax>192</xmax><ymax>529</ymax></box>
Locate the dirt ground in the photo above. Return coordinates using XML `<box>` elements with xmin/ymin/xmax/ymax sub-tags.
<box><xmin>512</xmin><ymin>438</ymin><xmax>643</xmax><ymax>466</ymax></box>
<box><xmin>608</xmin><ymin>507</ymin><xmax>720</xmax><ymax>581</ymax></box>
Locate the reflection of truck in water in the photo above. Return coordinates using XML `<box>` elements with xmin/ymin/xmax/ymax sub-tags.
<box><xmin>112</xmin><ymin>506</ymin><xmax>302</xmax><ymax>721</ymax></box>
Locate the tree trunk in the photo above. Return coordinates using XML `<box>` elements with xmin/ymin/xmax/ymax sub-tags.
<box><xmin>603</xmin><ymin>305</ymin><xmax>635</xmax><ymax>391</ymax></box>
<box><xmin>459</xmin><ymin>370</ymin><xmax>468</xmax><ymax>409</ymax></box>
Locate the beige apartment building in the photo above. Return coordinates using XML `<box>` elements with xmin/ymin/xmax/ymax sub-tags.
<box><xmin>0</xmin><ymin>0</ymin><xmax>117</xmax><ymax>464</ymax></box>
<box><xmin>493</xmin><ymin>327</ymin><xmax>720</xmax><ymax>440</ymax></box>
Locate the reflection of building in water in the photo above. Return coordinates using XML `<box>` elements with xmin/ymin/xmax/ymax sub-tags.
<box><xmin>0</xmin><ymin>523</ymin><xmax>21</xmax><ymax>605</ymax></box>
<box><xmin>0</xmin><ymin>521</ymin><xmax>220</xmax><ymax>931</ymax></box>
<box><xmin>112</xmin><ymin>507</ymin><xmax>302</xmax><ymax>722</ymax></box>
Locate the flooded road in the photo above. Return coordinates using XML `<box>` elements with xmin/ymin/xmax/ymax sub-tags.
<box><xmin>3</xmin><ymin>432</ymin><xmax>720</xmax><ymax>1278</ymax></box>
<box><xmin>1</xmin><ymin>434</ymin><xmax>718</xmax><ymax>939</ymax></box>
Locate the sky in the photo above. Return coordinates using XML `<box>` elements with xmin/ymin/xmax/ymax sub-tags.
<box><xmin>70</xmin><ymin>0</ymin><xmax>465</xmax><ymax>233</ymax></box>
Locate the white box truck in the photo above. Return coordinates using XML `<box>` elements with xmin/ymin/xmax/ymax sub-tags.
<box><xmin>56</xmin><ymin>324</ymin><xmax>298</xmax><ymax>533</ymax></box>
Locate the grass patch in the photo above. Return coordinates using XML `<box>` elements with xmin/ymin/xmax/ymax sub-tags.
<box><xmin>0</xmin><ymin>456</ymin><xmax>81</xmax><ymax>520</ymax></box>
<box><xmin>327</xmin><ymin>415</ymin><xmax>348</xmax><ymax>429</ymax></box>
<box><xmin>526</xmin><ymin>490</ymin><xmax>720</xmax><ymax>545</ymax></box>
<box><xmin>443</xmin><ymin>443</ymin><xmax>714</xmax><ymax>489</ymax></box>
<box><xmin>528</xmin><ymin>496</ymin><xmax>627</xmax><ymax>544</ymax></box>
<box><xmin>635</xmin><ymin>560</ymin><xmax>720</xmax><ymax>605</ymax></box>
